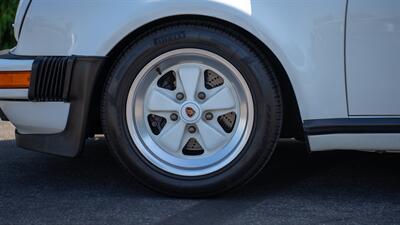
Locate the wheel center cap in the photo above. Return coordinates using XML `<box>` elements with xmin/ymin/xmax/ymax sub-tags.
<box><xmin>185</xmin><ymin>107</ymin><xmax>196</xmax><ymax>118</ymax></box>
<box><xmin>181</xmin><ymin>102</ymin><xmax>201</xmax><ymax>123</ymax></box>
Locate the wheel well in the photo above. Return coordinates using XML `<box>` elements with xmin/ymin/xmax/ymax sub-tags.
<box><xmin>87</xmin><ymin>15</ymin><xmax>304</xmax><ymax>140</ymax></box>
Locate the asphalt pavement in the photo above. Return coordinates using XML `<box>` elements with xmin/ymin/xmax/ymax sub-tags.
<box><xmin>1</xmin><ymin>121</ymin><xmax>400</xmax><ymax>225</ymax></box>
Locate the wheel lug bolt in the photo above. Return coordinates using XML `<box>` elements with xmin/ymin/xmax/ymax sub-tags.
<box><xmin>170</xmin><ymin>113</ymin><xmax>178</xmax><ymax>121</ymax></box>
<box><xmin>197</xmin><ymin>92</ymin><xmax>206</xmax><ymax>100</ymax></box>
<box><xmin>205</xmin><ymin>112</ymin><xmax>213</xmax><ymax>120</ymax></box>
<box><xmin>188</xmin><ymin>126</ymin><xmax>196</xmax><ymax>133</ymax></box>
<box><xmin>176</xmin><ymin>92</ymin><xmax>184</xmax><ymax>101</ymax></box>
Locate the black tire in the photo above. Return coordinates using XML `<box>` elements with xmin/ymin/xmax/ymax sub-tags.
<box><xmin>101</xmin><ymin>20</ymin><xmax>282</xmax><ymax>197</ymax></box>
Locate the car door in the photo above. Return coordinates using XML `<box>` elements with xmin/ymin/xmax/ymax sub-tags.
<box><xmin>346</xmin><ymin>0</ymin><xmax>400</xmax><ymax>116</ymax></box>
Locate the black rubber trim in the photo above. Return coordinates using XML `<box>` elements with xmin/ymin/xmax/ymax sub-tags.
<box><xmin>28</xmin><ymin>56</ymin><xmax>75</xmax><ymax>101</ymax></box>
<box><xmin>15</xmin><ymin>56</ymin><xmax>105</xmax><ymax>157</ymax></box>
<box><xmin>0</xmin><ymin>108</ymin><xmax>9</xmax><ymax>121</ymax></box>
<box><xmin>304</xmin><ymin>118</ymin><xmax>400</xmax><ymax>135</ymax></box>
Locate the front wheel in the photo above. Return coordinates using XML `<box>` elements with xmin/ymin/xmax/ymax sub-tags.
<box><xmin>102</xmin><ymin>21</ymin><xmax>282</xmax><ymax>197</ymax></box>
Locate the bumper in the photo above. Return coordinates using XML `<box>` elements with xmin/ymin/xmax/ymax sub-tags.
<box><xmin>0</xmin><ymin>51</ymin><xmax>105</xmax><ymax>157</ymax></box>
<box><xmin>0</xmin><ymin>54</ymin><xmax>69</xmax><ymax>134</ymax></box>
<box><xmin>0</xmin><ymin>101</ymin><xmax>69</xmax><ymax>134</ymax></box>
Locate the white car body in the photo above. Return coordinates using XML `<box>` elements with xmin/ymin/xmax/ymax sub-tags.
<box><xmin>1</xmin><ymin>0</ymin><xmax>400</xmax><ymax>154</ymax></box>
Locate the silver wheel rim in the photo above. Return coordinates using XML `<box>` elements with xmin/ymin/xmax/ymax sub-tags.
<box><xmin>126</xmin><ymin>48</ymin><xmax>254</xmax><ymax>176</ymax></box>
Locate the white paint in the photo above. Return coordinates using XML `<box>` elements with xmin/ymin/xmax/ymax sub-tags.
<box><xmin>211</xmin><ymin>0</ymin><xmax>252</xmax><ymax>15</ymax></box>
<box><xmin>0</xmin><ymin>89</ymin><xmax>28</xmax><ymax>100</ymax></box>
<box><xmin>0</xmin><ymin>58</ymin><xmax>32</xmax><ymax>71</ymax></box>
<box><xmin>0</xmin><ymin>101</ymin><xmax>70</xmax><ymax>134</ymax></box>
<box><xmin>346</xmin><ymin>0</ymin><xmax>400</xmax><ymax>115</ymax></box>
<box><xmin>309</xmin><ymin>133</ymin><xmax>400</xmax><ymax>152</ymax></box>
<box><xmin>13</xmin><ymin>0</ymin><xmax>31</xmax><ymax>41</ymax></box>
<box><xmin>12</xmin><ymin>0</ymin><xmax>349</xmax><ymax>120</ymax></box>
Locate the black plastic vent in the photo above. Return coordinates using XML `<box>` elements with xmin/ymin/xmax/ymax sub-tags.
<box><xmin>28</xmin><ymin>56</ymin><xmax>75</xmax><ymax>102</ymax></box>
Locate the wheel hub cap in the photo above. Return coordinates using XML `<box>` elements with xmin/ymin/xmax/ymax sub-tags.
<box><xmin>181</xmin><ymin>102</ymin><xmax>201</xmax><ymax>122</ymax></box>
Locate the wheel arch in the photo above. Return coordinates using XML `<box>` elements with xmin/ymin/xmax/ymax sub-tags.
<box><xmin>87</xmin><ymin>15</ymin><xmax>304</xmax><ymax>140</ymax></box>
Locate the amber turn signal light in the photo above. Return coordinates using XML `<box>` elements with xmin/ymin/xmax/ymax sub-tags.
<box><xmin>0</xmin><ymin>71</ymin><xmax>31</xmax><ymax>88</ymax></box>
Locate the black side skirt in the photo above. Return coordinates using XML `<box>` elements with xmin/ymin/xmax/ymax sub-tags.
<box><xmin>15</xmin><ymin>56</ymin><xmax>105</xmax><ymax>157</ymax></box>
<box><xmin>304</xmin><ymin>118</ymin><xmax>400</xmax><ymax>135</ymax></box>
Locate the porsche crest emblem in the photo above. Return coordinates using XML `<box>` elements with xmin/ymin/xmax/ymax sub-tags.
<box><xmin>185</xmin><ymin>107</ymin><xmax>196</xmax><ymax>118</ymax></box>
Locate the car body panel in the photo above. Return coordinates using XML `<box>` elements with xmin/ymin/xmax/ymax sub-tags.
<box><xmin>0</xmin><ymin>89</ymin><xmax>28</xmax><ymax>100</ymax></box>
<box><xmin>0</xmin><ymin>58</ymin><xmax>69</xmax><ymax>133</ymax></box>
<box><xmin>0</xmin><ymin>59</ymin><xmax>31</xmax><ymax>99</ymax></box>
<box><xmin>0</xmin><ymin>101</ymin><xmax>69</xmax><ymax>134</ymax></box>
<box><xmin>0</xmin><ymin>58</ymin><xmax>32</xmax><ymax>71</ymax></box>
<box><xmin>309</xmin><ymin>133</ymin><xmax>400</xmax><ymax>152</ymax></box>
<box><xmin>346</xmin><ymin>0</ymin><xmax>400</xmax><ymax>116</ymax></box>
<box><xmin>13</xmin><ymin>0</ymin><xmax>349</xmax><ymax>121</ymax></box>
<box><xmin>13</xmin><ymin>0</ymin><xmax>31</xmax><ymax>41</ymax></box>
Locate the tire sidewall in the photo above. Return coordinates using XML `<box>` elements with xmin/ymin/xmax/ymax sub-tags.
<box><xmin>103</xmin><ymin>25</ymin><xmax>282</xmax><ymax>196</ymax></box>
